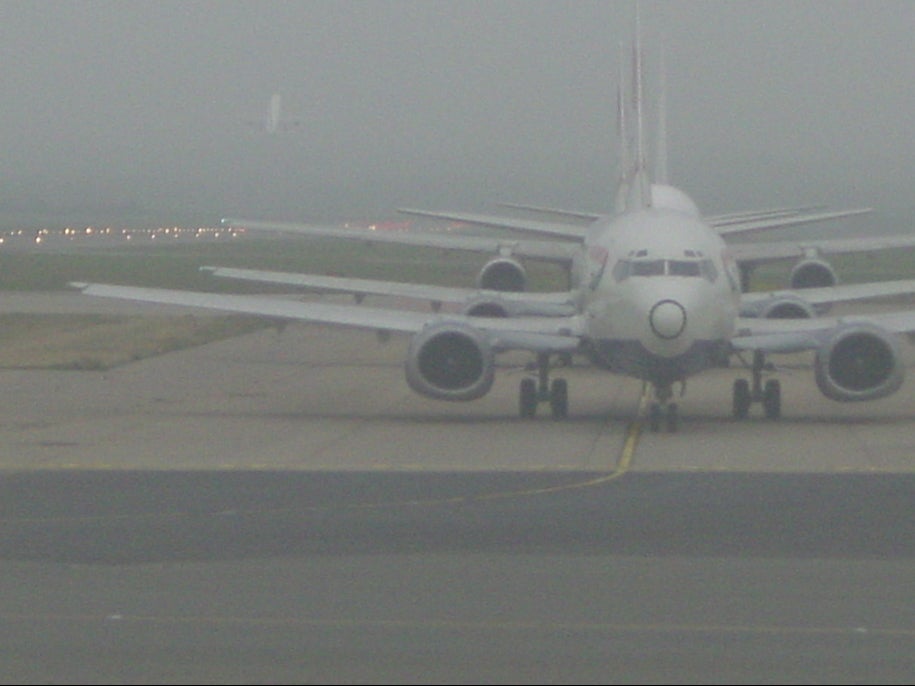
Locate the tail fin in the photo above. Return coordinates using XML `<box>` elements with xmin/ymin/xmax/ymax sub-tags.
<box><xmin>615</xmin><ymin>12</ymin><xmax>653</xmax><ymax>213</ymax></box>
<box><xmin>614</xmin><ymin>44</ymin><xmax>631</xmax><ymax>212</ymax></box>
<box><xmin>655</xmin><ymin>43</ymin><xmax>668</xmax><ymax>186</ymax></box>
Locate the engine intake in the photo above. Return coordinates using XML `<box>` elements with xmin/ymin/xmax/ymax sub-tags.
<box><xmin>814</xmin><ymin>324</ymin><xmax>904</xmax><ymax>401</ymax></box>
<box><xmin>405</xmin><ymin>322</ymin><xmax>495</xmax><ymax>401</ymax></box>
<box><xmin>463</xmin><ymin>296</ymin><xmax>510</xmax><ymax>318</ymax></box>
<box><xmin>477</xmin><ymin>257</ymin><xmax>527</xmax><ymax>292</ymax></box>
<box><xmin>790</xmin><ymin>258</ymin><xmax>837</xmax><ymax>289</ymax></box>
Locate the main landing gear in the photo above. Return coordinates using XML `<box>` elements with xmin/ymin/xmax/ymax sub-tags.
<box><xmin>732</xmin><ymin>349</ymin><xmax>781</xmax><ymax>420</ymax></box>
<box><xmin>646</xmin><ymin>382</ymin><xmax>681</xmax><ymax>433</ymax></box>
<box><xmin>519</xmin><ymin>352</ymin><xmax>569</xmax><ymax>419</ymax></box>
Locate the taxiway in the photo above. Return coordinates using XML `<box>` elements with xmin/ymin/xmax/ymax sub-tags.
<box><xmin>1</xmin><ymin>292</ymin><xmax>914</xmax><ymax>683</ymax></box>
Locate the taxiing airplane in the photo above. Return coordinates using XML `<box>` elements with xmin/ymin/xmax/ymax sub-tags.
<box><xmin>73</xmin><ymin>36</ymin><xmax>915</xmax><ymax>431</ymax></box>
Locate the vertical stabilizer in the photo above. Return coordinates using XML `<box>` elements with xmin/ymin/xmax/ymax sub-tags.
<box><xmin>656</xmin><ymin>44</ymin><xmax>669</xmax><ymax>186</ymax></box>
<box><xmin>616</xmin><ymin>8</ymin><xmax>653</xmax><ymax>213</ymax></box>
<box><xmin>614</xmin><ymin>43</ymin><xmax>631</xmax><ymax>214</ymax></box>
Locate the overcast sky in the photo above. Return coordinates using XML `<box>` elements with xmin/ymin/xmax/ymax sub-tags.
<box><xmin>0</xmin><ymin>1</ymin><xmax>913</xmax><ymax>225</ymax></box>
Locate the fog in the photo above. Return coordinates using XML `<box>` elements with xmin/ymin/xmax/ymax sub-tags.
<box><xmin>0</xmin><ymin>1</ymin><xmax>912</xmax><ymax>228</ymax></box>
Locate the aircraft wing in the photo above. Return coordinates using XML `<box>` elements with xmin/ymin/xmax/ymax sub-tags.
<box><xmin>731</xmin><ymin>309</ymin><xmax>915</xmax><ymax>354</ymax></box>
<box><xmin>221</xmin><ymin>218</ymin><xmax>577</xmax><ymax>265</ymax></box>
<box><xmin>483</xmin><ymin>204</ymin><xmax>853</xmax><ymax>231</ymax></box>
<box><xmin>495</xmin><ymin>203</ymin><xmax>602</xmax><ymax>223</ymax></box>
<box><xmin>706</xmin><ymin>206</ymin><xmax>824</xmax><ymax>226</ymax></box>
<box><xmin>729</xmin><ymin>234</ymin><xmax>915</xmax><ymax>263</ymax></box>
<box><xmin>414</xmin><ymin>204</ymin><xmax>829</xmax><ymax>228</ymax></box>
<box><xmin>395</xmin><ymin>208</ymin><xmax>587</xmax><ymax>240</ymax></box>
<box><xmin>200</xmin><ymin>266</ymin><xmax>578</xmax><ymax>315</ymax></box>
<box><xmin>740</xmin><ymin>278</ymin><xmax>915</xmax><ymax>316</ymax></box>
<box><xmin>69</xmin><ymin>283</ymin><xmax>583</xmax><ymax>354</ymax></box>
<box><xmin>713</xmin><ymin>207</ymin><xmax>872</xmax><ymax>236</ymax></box>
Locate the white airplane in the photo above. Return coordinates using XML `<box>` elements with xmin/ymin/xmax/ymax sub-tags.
<box><xmin>72</xmin><ymin>36</ymin><xmax>915</xmax><ymax>431</ymax></box>
<box><xmin>251</xmin><ymin>93</ymin><xmax>301</xmax><ymax>134</ymax></box>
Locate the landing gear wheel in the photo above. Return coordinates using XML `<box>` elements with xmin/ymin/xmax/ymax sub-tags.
<box><xmin>763</xmin><ymin>379</ymin><xmax>781</xmax><ymax>419</ymax></box>
<box><xmin>550</xmin><ymin>379</ymin><xmax>568</xmax><ymax>419</ymax></box>
<box><xmin>647</xmin><ymin>402</ymin><xmax>680</xmax><ymax>432</ymax></box>
<box><xmin>733</xmin><ymin>378</ymin><xmax>751</xmax><ymax>419</ymax></box>
<box><xmin>666</xmin><ymin>402</ymin><xmax>679</xmax><ymax>432</ymax></box>
<box><xmin>519</xmin><ymin>378</ymin><xmax>537</xmax><ymax>418</ymax></box>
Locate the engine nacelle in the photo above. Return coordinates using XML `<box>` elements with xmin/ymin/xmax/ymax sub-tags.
<box><xmin>477</xmin><ymin>256</ymin><xmax>527</xmax><ymax>292</ymax></box>
<box><xmin>814</xmin><ymin>324</ymin><xmax>904</xmax><ymax>402</ymax></box>
<box><xmin>462</xmin><ymin>295</ymin><xmax>511</xmax><ymax>318</ymax></box>
<box><xmin>789</xmin><ymin>258</ymin><xmax>837</xmax><ymax>289</ymax></box>
<box><xmin>405</xmin><ymin>322</ymin><xmax>495</xmax><ymax>401</ymax></box>
<box><xmin>740</xmin><ymin>294</ymin><xmax>816</xmax><ymax>319</ymax></box>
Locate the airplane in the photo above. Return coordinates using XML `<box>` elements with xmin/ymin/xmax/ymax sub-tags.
<box><xmin>72</xmin><ymin>32</ymin><xmax>915</xmax><ymax>432</ymax></box>
<box><xmin>250</xmin><ymin>93</ymin><xmax>301</xmax><ymax>134</ymax></box>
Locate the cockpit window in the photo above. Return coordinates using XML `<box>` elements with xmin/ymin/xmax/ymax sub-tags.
<box><xmin>630</xmin><ymin>260</ymin><xmax>665</xmax><ymax>276</ymax></box>
<box><xmin>668</xmin><ymin>260</ymin><xmax>701</xmax><ymax>277</ymax></box>
<box><xmin>699</xmin><ymin>258</ymin><xmax>718</xmax><ymax>282</ymax></box>
<box><xmin>613</xmin><ymin>256</ymin><xmax>719</xmax><ymax>283</ymax></box>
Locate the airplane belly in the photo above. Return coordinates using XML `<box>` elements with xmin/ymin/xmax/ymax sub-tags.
<box><xmin>586</xmin><ymin>337</ymin><xmax>730</xmax><ymax>385</ymax></box>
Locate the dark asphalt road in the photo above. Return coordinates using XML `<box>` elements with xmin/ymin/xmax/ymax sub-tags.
<box><xmin>0</xmin><ymin>469</ymin><xmax>913</xmax><ymax>684</ymax></box>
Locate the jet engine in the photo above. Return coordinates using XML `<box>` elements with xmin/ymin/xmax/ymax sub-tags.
<box><xmin>405</xmin><ymin>322</ymin><xmax>495</xmax><ymax>401</ymax></box>
<box><xmin>814</xmin><ymin>324</ymin><xmax>904</xmax><ymax>401</ymax></box>
<box><xmin>477</xmin><ymin>256</ymin><xmax>527</xmax><ymax>292</ymax></box>
<box><xmin>741</xmin><ymin>295</ymin><xmax>816</xmax><ymax>319</ymax></box>
<box><xmin>789</xmin><ymin>258</ymin><xmax>837</xmax><ymax>289</ymax></box>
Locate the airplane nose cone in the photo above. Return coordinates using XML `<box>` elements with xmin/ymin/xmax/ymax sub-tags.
<box><xmin>649</xmin><ymin>299</ymin><xmax>687</xmax><ymax>339</ymax></box>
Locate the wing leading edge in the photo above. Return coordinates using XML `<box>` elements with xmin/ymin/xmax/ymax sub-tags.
<box><xmin>68</xmin><ymin>282</ymin><xmax>583</xmax><ymax>354</ymax></box>
<box><xmin>221</xmin><ymin>218</ymin><xmax>577</xmax><ymax>265</ymax></box>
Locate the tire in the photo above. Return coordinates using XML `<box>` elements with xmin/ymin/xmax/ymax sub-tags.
<box><xmin>550</xmin><ymin>379</ymin><xmax>569</xmax><ymax>419</ymax></box>
<box><xmin>666</xmin><ymin>402</ymin><xmax>679</xmax><ymax>432</ymax></box>
<box><xmin>763</xmin><ymin>379</ymin><xmax>781</xmax><ymax>419</ymax></box>
<box><xmin>519</xmin><ymin>378</ymin><xmax>537</xmax><ymax>418</ymax></box>
<box><xmin>733</xmin><ymin>379</ymin><xmax>751</xmax><ymax>419</ymax></box>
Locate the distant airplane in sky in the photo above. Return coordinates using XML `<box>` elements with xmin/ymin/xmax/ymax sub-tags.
<box><xmin>250</xmin><ymin>93</ymin><xmax>301</xmax><ymax>134</ymax></box>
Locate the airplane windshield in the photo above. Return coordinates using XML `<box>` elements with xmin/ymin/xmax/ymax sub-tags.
<box><xmin>613</xmin><ymin>257</ymin><xmax>718</xmax><ymax>282</ymax></box>
<box><xmin>631</xmin><ymin>260</ymin><xmax>666</xmax><ymax>276</ymax></box>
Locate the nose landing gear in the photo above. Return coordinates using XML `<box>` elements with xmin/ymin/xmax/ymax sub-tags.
<box><xmin>647</xmin><ymin>382</ymin><xmax>681</xmax><ymax>432</ymax></box>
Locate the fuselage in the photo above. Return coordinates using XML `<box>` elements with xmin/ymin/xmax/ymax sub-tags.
<box><xmin>572</xmin><ymin>192</ymin><xmax>741</xmax><ymax>388</ymax></box>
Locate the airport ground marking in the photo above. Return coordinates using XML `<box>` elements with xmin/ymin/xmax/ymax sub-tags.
<box><xmin>0</xmin><ymin>393</ymin><xmax>648</xmax><ymax>523</ymax></box>
<box><xmin>5</xmin><ymin>611</ymin><xmax>915</xmax><ymax>639</ymax></box>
